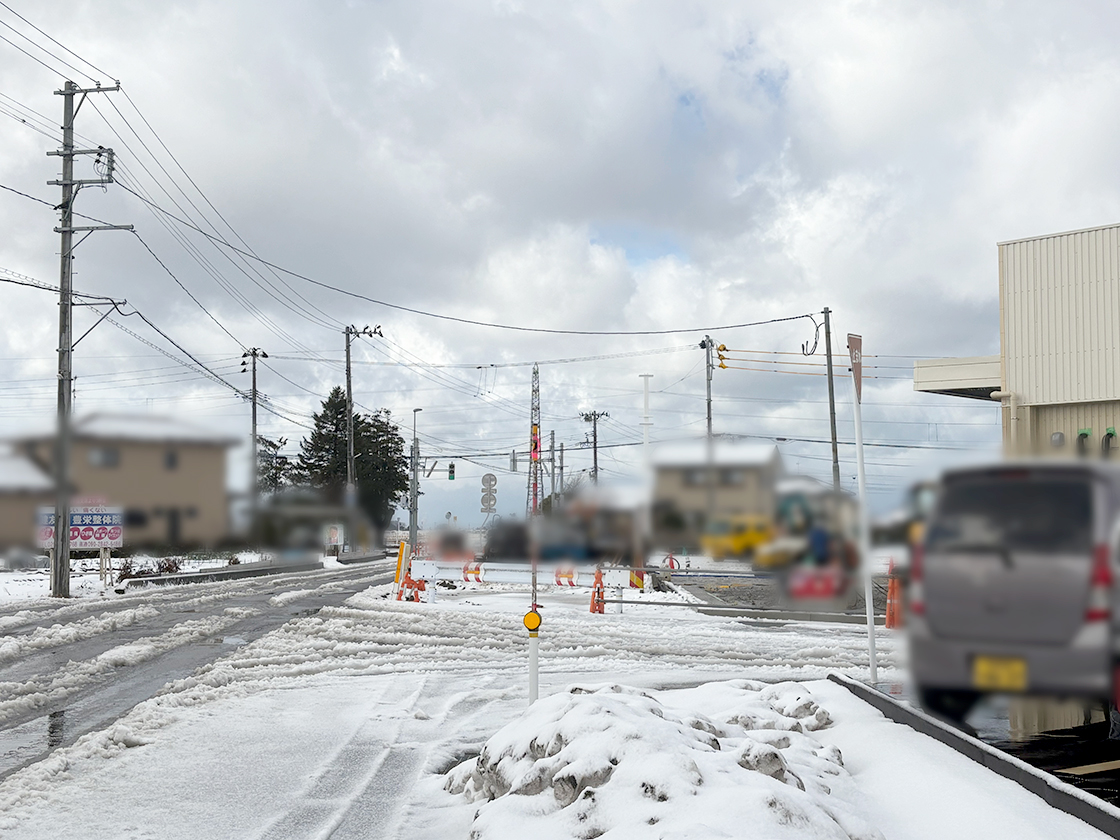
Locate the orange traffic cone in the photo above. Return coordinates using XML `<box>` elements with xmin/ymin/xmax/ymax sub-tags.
<box><xmin>885</xmin><ymin>559</ymin><xmax>901</xmax><ymax>629</ymax></box>
<box><xmin>590</xmin><ymin>569</ymin><xmax>606</xmax><ymax>614</ymax></box>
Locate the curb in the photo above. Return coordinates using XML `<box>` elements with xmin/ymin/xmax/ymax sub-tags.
<box><xmin>828</xmin><ymin>673</ymin><xmax>1120</xmax><ymax>838</ymax></box>
<box><xmin>337</xmin><ymin>551</ymin><xmax>387</xmax><ymax>565</ymax></box>
<box><xmin>123</xmin><ymin>560</ymin><xmax>323</xmax><ymax>587</ymax></box>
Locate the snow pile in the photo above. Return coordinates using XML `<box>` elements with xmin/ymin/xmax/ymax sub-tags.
<box><xmin>0</xmin><ymin>605</ymin><xmax>160</xmax><ymax>664</ymax></box>
<box><xmin>0</xmin><ymin>607</ymin><xmax>257</xmax><ymax>726</ymax></box>
<box><xmin>445</xmin><ymin>681</ymin><xmax>882</xmax><ymax>839</ymax></box>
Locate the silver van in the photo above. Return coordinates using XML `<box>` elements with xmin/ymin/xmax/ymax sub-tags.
<box><xmin>909</xmin><ymin>461</ymin><xmax>1120</xmax><ymax>723</ymax></box>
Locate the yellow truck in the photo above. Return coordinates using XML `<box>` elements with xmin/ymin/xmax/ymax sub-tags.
<box><xmin>700</xmin><ymin>515</ymin><xmax>773</xmax><ymax>559</ymax></box>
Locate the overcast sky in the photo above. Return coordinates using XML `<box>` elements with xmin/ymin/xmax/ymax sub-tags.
<box><xmin>2</xmin><ymin>1</ymin><xmax>1117</xmax><ymax>524</ymax></box>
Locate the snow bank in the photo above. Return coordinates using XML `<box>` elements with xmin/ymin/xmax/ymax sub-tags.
<box><xmin>0</xmin><ymin>608</ymin><xmax>256</xmax><ymax>726</ymax></box>
<box><xmin>445</xmin><ymin>681</ymin><xmax>880</xmax><ymax>839</ymax></box>
<box><xmin>0</xmin><ymin>605</ymin><xmax>160</xmax><ymax>664</ymax></box>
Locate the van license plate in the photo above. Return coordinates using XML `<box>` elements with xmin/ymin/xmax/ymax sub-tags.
<box><xmin>972</xmin><ymin>656</ymin><xmax>1028</xmax><ymax>691</ymax></box>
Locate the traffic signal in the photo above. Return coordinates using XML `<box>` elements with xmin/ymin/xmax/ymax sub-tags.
<box><xmin>448</xmin><ymin>462</ymin><xmax>456</xmax><ymax>480</ymax></box>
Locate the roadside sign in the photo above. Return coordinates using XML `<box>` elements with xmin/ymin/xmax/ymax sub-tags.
<box><xmin>324</xmin><ymin>523</ymin><xmax>344</xmax><ymax>546</ymax></box>
<box><xmin>481</xmin><ymin>473</ymin><xmax>497</xmax><ymax>514</ymax></box>
<box><xmin>847</xmin><ymin>333</ymin><xmax>863</xmax><ymax>404</ymax></box>
<box><xmin>38</xmin><ymin>504</ymin><xmax>124</xmax><ymax>549</ymax></box>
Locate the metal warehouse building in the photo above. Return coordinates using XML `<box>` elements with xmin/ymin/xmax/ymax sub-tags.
<box><xmin>914</xmin><ymin>222</ymin><xmax>1120</xmax><ymax>456</ymax></box>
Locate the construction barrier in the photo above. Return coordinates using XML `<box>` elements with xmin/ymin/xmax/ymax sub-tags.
<box><xmin>410</xmin><ymin>558</ymin><xmax>642</xmax><ymax>589</ymax></box>
<box><xmin>590</xmin><ymin>569</ymin><xmax>606</xmax><ymax>614</ymax></box>
<box><xmin>885</xmin><ymin>559</ymin><xmax>903</xmax><ymax>629</ymax></box>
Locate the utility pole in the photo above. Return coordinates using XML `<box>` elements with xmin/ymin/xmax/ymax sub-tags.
<box><xmin>49</xmin><ymin>80</ymin><xmax>131</xmax><ymax>598</ymax></box>
<box><xmin>344</xmin><ymin>324</ymin><xmax>380</xmax><ymax>550</ymax></box>
<box><xmin>526</xmin><ymin>364</ymin><xmax>542</xmax><ymax>517</ymax></box>
<box><xmin>639</xmin><ymin>374</ymin><xmax>653</xmax><ymax>467</ymax></box>
<box><xmin>580</xmin><ymin>411</ymin><xmax>608</xmax><ymax>485</ymax></box>
<box><xmin>700</xmin><ymin>336</ymin><xmax>716</xmax><ymax>516</ymax></box>
<box><xmin>823</xmin><ymin>308</ymin><xmax>841</xmax><ymax>492</ymax></box>
<box><xmin>549</xmin><ymin>430</ymin><xmax>556</xmax><ymax>509</ymax></box>
<box><xmin>241</xmin><ymin>348</ymin><xmax>266</xmax><ymax>542</ymax></box>
<box><xmin>558</xmin><ymin>443</ymin><xmax>564</xmax><ymax>502</ymax></box>
<box><xmin>409</xmin><ymin>408</ymin><xmax>422</xmax><ymax>551</ymax></box>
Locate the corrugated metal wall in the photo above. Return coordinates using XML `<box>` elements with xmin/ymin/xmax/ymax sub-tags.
<box><xmin>1026</xmin><ymin>401</ymin><xmax>1120</xmax><ymax>456</ymax></box>
<box><xmin>1000</xmin><ymin>225</ymin><xmax>1120</xmax><ymax>406</ymax></box>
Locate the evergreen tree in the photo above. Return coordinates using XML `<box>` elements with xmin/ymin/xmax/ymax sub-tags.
<box><xmin>257</xmin><ymin>435</ymin><xmax>295</xmax><ymax>494</ymax></box>
<box><xmin>296</xmin><ymin>386</ymin><xmax>409</xmax><ymax>535</ymax></box>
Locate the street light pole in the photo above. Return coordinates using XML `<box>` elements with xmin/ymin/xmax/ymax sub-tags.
<box><xmin>823</xmin><ymin>308</ymin><xmax>841</xmax><ymax>492</ymax></box>
<box><xmin>409</xmin><ymin>408</ymin><xmax>422</xmax><ymax>551</ymax></box>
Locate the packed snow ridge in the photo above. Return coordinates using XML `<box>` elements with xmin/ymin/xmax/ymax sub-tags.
<box><xmin>445</xmin><ymin>680</ymin><xmax>882</xmax><ymax>840</ymax></box>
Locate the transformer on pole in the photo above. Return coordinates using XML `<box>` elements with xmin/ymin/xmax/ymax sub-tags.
<box><xmin>526</xmin><ymin>363</ymin><xmax>542</xmax><ymax>517</ymax></box>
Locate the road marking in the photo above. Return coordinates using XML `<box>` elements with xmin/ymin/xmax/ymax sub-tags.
<box><xmin>1057</xmin><ymin>758</ymin><xmax>1120</xmax><ymax>776</ymax></box>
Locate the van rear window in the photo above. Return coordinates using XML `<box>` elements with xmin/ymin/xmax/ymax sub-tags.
<box><xmin>926</xmin><ymin>476</ymin><xmax>1093</xmax><ymax>554</ymax></box>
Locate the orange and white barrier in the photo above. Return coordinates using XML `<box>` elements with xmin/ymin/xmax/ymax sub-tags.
<box><xmin>554</xmin><ymin>567</ymin><xmax>578</xmax><ymax>587</ymax></box>
<box><xmin>410</xmin><ymin>558</ymin><xmax>642</xmax><ymax>589</ymax></box>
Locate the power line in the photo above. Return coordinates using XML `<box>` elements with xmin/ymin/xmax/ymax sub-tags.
<box><xmin>115</xmin><ymin>183</ymin><xmax>818</xmax><ymax>337</ymax></box>
<box><xmin>0</xmin><ymin>16</ymin><xmax>90</xmax><ymax>81</ymax></box>
<box><xmin>131</xmin><ymin>230</ymin><xmax>245</xmax><ymax>350</ymax></box>
<box><xmin>0</xmin><ymin>29</ymin><xmax>65</xmax><ymax>77</ymax></box>
<box><xmin>0</xmin><ymin>2</ymin><xmax>115</xmax><ymax>80</ymax></box>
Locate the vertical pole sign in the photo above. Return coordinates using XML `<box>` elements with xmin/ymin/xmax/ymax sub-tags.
<box><xmin>848</xmin><ymin>334</ymin><xmax>878</xmax><ymax>685</ymax></box>
<box><xmin>480</xmin><ymin>473</ymin><xmax>497</xmax><ymax>515</ymax></box>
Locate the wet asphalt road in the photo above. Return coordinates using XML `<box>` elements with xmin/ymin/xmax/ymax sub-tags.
<box><xmin>0</xmin><ymin>561</ymin><xmax>396</xmax><ymax>782</ymax></box>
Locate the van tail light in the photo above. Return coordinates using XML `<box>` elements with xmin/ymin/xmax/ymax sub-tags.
<box><xmin>909</xmin><ymin>542</ymin><xmax>924</xmax><ymax>616</ymax></box>
<box><xmin>1086</xmin><ymin>544</ymin><xmax>1112</xmax><ymax>623</ymax></box>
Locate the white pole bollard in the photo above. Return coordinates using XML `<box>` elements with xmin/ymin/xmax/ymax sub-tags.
<box><xmin>524</xmin><ymin>610</ymin><xmax>541</xmax><ymax>705</ymax></box>
<box><xmin>613</xmin><ymin>587</ymin><xmax>623</xmax><ymax>614</ymax></box>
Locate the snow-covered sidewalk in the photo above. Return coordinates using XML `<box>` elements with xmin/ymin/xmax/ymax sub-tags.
<box><xmin>0</xmin><ymin>580</ymin><xmax>1106</xmax><ymax>839</ymax></box>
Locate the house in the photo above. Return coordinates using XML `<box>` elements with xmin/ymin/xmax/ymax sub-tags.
<box><xmin>6</xmin><ymin>414</ymin><xmax>240</xmax><ymax>548</ymax></box>
<box><xmin>651</xmin><ymin>441</ymin><xmax>783</xmax><ymax>550</ymax></box>
<box><xmin>0</xmin><ymin>445</ymin><xmax>55</xmax><ymax>551</ymax></box>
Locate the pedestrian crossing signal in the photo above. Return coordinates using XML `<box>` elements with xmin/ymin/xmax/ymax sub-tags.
<box><xmin>448</xmin><ymin>462</ymin><xmax>455</xmax><ymax>480</ymax></box>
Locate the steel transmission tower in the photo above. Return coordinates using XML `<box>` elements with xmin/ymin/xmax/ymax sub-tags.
<box><xmin>525</xmin><ymin>364</ymin><xmax>542</xmax><ymax>517</ymax></box>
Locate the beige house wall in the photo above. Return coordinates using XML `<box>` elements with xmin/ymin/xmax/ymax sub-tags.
<box><xmin>0</xmin><ymin>491</ymin><xmax>52</xmax><ymax>550</ymax></box>
<box><xmin>21</xmin><ymin>438</ymin><xmax>230</xmax><ymax>545</ymax></box>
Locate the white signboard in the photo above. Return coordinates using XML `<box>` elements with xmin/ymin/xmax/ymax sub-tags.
<box><xmin>324</xmin><ymin>523</ymin><xmax>344</xmax><ymax>546</ymax></box>
<box><xmin>38</xmin><ymin>504</ymin><xmax>124</xmax><ymax>549</ymax></box>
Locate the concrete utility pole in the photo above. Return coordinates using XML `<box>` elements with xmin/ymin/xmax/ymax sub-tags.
<box><xmin>558</xmin><ymin>443</ymin><xmax>564</xmax><ymax>502</ymax></box>
<box><xmin>639</xmin><ymin>374</ymin><xmax>653</xmax><ymax>467</ymax></box>
<box><xmin>549</xmin><ymin>430</ymin><xmax>556</xmax><ymax>508</ymax></box>
<box><xmin>242</xmin><ymin>348</ymin><xmax>267</xmax><ymax>541</ymax></box>
<box><xmin>823</xmin><ymin>308</ymin><xmax>841</xmax><ymax>492</ymax></box>
<box><xmin>344</xmin><ymin>325</ymin><xmax>380</xmax><ymax>550</ymax></box>
<box><xmin>526</xmin><ymin>363</ymin><xmax>542</xmax><ymax>517</ymax></box>
<box><xmin>580</xmin><ymin>411</ymin><xmax>608</xmax><ymax>485</ymax></box>
<box><xmin>409</xmin><ymin>408</ymin><xmax>422</xmax><ymax>551</ymax></box>
<box><xmin>49</xmin><ymin>80</ymin><xmax>131</xmax><ymax>598</ymax></box>
<box><xmin>700</xmin><ymin>336</ymin><xmax>716</xmax><ymax>516</ymax></box>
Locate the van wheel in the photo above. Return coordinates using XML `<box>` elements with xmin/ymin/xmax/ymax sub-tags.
<box><xmin>919</xmin><ymin>687</ymin><xmax>980</xmax><ymax>730</ymax></box>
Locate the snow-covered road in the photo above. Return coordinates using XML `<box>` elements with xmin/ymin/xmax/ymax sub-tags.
<box><xmin>0</xmin><ymin>561</ymin><xmax>397</xmax><ymax>781</ymax></box>
<box><xmin>0</xmin><ymin>577</ymin><xmax>1107</xmax><ymax>839</ymax></box>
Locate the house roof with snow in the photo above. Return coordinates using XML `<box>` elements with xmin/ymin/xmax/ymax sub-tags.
<box><xmin>16</xmin><ymin>414</ymin><xmax>241</xmax><ymax>447</ymax></box>
<box><xmin>651</xmin><ymin>440</ymin><xmax>781</xmax><ymax>469</ymax></box>
<box><xmin>0</xmin><ymin>445</ymin><xmax>52</xmax><ymax>493</ymax></box>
